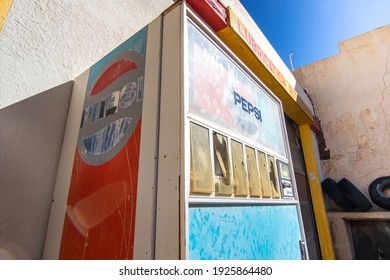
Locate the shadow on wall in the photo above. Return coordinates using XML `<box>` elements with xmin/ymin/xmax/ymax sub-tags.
<box><xmin>0</xmin><ymin>81</ymin><xmax>73</xmax><ymax>259</ymax></box>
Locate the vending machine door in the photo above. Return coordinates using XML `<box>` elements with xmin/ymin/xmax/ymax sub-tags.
<box><xmin>183</xmin><ymin>7</ymin><xmax>307</xmax><ymax>260</ymax></box>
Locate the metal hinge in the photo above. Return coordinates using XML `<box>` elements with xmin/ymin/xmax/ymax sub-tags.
<box><xmin>299</xmin><ymin>240</ymin><xmax>308</xmax><ymax>260</ymax></box>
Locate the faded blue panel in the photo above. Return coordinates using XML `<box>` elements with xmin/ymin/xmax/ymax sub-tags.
<box><xmin>86</xmin><ymin>26</ymin><xmax>148</xmax><ymax>93</ymax></box>
<box><xmin>188</xmin><ymin>205</ymin><xmax>302</xmax><ymax>260</ymax></box>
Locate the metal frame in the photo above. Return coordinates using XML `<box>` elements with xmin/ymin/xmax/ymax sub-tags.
<box><xmin>184</xmin><ymin>8</ymin><xmax>294</xmax><ymax>200</ymax></box>
<box><xmin>43</xmin><ymin>70</ymin><xmax>90</xmax><ymax>260</ymax></box>
<box><xmin>133</xmin><ymin>15</ymin><xmax>163</xmax><ymax>260</ymax></box>
<box><xmin>186</xmin><ymin>117</ymin><xmax>293</xmax><ymax>202</ymax></box>
<box><xmin>154</xmin><ymin>1</ymin><xmax>184</xmax><ymax>260</ymax></box>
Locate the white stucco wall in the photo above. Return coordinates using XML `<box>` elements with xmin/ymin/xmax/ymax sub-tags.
<box><xmin>0</xmin><ymin>0</ymin><xmax>172</xmax><ymax>109</ymax></box>
<box><xmin>294</xmin><ymin>24</ymin><xmax>390</xmax><ymax>211</ymax></box>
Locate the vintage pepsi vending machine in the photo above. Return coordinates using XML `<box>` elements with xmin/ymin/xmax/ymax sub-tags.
<box><xmin>44</xmin><ymin>1</ymin><xmax>308</xmax><ymax>260</ymax></box>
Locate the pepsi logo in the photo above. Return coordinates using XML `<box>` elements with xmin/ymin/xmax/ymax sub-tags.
<box><xmin>77</xmin><ymin>50</ymin><xmax>145</xmax><ymax>165</ymax></box>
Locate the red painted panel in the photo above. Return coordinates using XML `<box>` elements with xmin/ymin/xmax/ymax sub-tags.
<box><xmin>58</xmin><ymin>27</ymin><xmax>148</xmax><ymax>259</ymax></box>
<box><xmin>59</xmin><ymin>120</ymin><xmax>142</xmax><ymax>260</ymax></box>
<box><xmin>187</xmin><ymin>0</ymin><xmax>228</xmax><ymax>32</ymax></box>
<box><xmin>90</xmin><ymin>60</ymin><xmax>138</xmax><ymax>96</ymax></box>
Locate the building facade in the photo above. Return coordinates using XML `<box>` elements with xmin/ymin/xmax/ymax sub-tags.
<box><xmin>0</xmin><ymin>0</ymin><xmax>331</xmax><ymax>260</ymax></box>
<box><xmin>294</xmin><ymin>24</ymin><xmax>390</xmax><ymax>259</ymax></box>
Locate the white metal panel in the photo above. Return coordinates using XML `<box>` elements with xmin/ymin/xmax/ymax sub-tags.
<box><xmin>154</xmin><ymin>3</ymin><xmax>183</xmax><ymax>260</ymax></box>
<box><xmin>43</xmin><ymin>70</ymin><xmax>89</xmax><ymax>259</ymax></box>
<box><xmin>133</xmin><ymin>16</ymin><xmax>163</xmax><ymax>260</ymax></box>
<box><xmin>180</xmin><ymin>2</ymin><xmax>188</xmax><ymax>261</ymax></box>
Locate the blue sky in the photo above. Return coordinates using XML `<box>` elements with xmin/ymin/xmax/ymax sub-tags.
<box><xmin>240</xmin><ymin>0</ymin><xmax>390</xmax><ymax>69</ymax></box>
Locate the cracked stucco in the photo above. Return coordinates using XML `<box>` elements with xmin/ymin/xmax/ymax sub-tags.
<box><xmin>294</xmin><ymin>24</ymin><xmax>390</xmax><ymax>211</ymax></box>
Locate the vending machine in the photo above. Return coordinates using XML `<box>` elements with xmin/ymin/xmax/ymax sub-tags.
<box><xmin>44</xmin><ymin>1</ymin><xmax>308</xmax><ymax>260</ymax></box>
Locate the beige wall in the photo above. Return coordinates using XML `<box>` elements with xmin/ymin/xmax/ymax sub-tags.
<box><xmin>294</xmin><ymin>24</ymin><xmax>390</xmax><ymax>211</ymax></box>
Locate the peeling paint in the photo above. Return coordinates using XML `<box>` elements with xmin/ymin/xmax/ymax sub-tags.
<box><xmin>189</xmin><ymin>205</ymin><xmax>302</xmax><ymax>260</ymax></box>
<box><xmin>294</xmin><ymin>25</ymin><xmax>390</xmax><ymax>211</ymax></box>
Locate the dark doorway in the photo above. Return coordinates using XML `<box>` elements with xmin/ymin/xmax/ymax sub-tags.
<box><xmin>350</xmin><ymin>220</ymin><xmax>390</xmax><ymax>260</ymax></box>
<box><xmin>285</xmin><ymin>117</ymin><xmax>321</xmax><ymax>259</ymax></box>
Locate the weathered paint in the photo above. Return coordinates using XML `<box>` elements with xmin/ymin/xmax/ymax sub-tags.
<box><xmin>188</xmin><ymin>205</ymin><xmax>302</xmax><ymax>260</ymax></box>
<box><xmin>186</xmin><ymin>0</ymin><xmax>227</xmax><ymax>32</ymax></box>
<box><xmin>154</xmin><ymin>4</ymin><xmax>182</xmax><ymax>259</ymax></box>
<box><xmin>299</xmin><ymin>124</ymin><xmax>335</xmax><ymax>260</ymax></box>
<box><xmin>0</xmin><ymin>0</ymin><xmax>13</xmax><ymax>32</ymax></box>
<box><xmin>188</xmin><ymin>21</ymin><xmax>286</xmax><ymax>157</ymax></box>
<box><xmin>294</xmin><ymin>25</ymin><xmax>390</xmax><ymax>259</ymax></box>
<box><xmin>59</xmin><ymin>27</ymin><xmax>148</xmax><ymax>260</ymax></box>
<box><xmin>294</xmin><ymin>25</ymin><xmax>390</xmax><ymax>212</ymax></box>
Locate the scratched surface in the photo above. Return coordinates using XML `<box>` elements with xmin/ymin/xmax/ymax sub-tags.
<box><xmin>59</xmin><ymin>27</ymin><xmax>147</xmax><ymax>260</ymax></box>
<box><xmin>188</xmin><ymin>205</ymin><xmax>302</xmax><ymax>260</ymax></box>
<box><xmin>187</xmin><ymin>21</ymin><xmax>286</xmax><ymax>157</ymax></box>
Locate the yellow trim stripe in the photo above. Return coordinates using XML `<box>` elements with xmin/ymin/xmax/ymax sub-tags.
<box><xmin>0</xmin><ymin>0</ymin><xmax>13</xmax><ymax>32</ymax></box>
<box><xmin>299</xmin><ymin>124</ymin><xmax>335</xmax><ymax>260</ymax></box>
